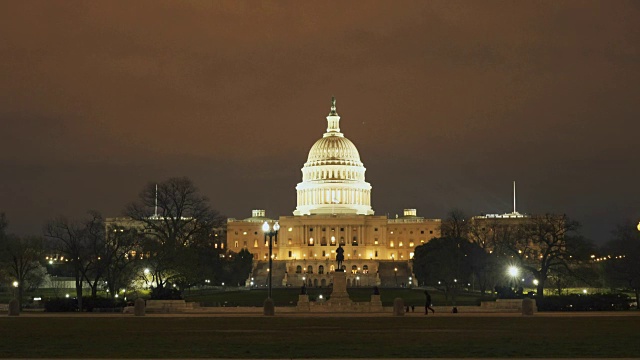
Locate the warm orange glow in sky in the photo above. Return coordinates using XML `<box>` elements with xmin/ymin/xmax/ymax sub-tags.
<box><xmin>0</xmin><ymin>1</ymin><xmax>638</xmax><ymax>242</ymax></box>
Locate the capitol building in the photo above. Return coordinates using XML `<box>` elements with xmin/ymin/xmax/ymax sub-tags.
<box><xmin>226</xmin><ymin>98</ymin><xmax>441</xmax><ymax>288</ymax></box>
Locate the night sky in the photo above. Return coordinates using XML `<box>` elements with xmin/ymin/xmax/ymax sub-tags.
<box><xmin>1</xmin><ymin>1</ymin><xmax>638</xmax><ymax>243</ymax></box>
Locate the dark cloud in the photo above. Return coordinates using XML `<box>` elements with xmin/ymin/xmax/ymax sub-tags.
<box><xmin>0</xmin><ymin>0</ymin><xmax>638</xmax><ymax>242</ymax></box>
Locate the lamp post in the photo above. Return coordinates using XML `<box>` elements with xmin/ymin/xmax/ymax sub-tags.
<box><xmin>262</xmin><ymin>221</ymin><xmax>279</xmax><ymax>315</ymax></box>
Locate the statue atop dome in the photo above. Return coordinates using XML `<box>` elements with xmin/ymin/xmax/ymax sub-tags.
<box><xmin>329</xmin><ymin>96</ymin><xmax>338</xmax><ymax>116</ymax></box>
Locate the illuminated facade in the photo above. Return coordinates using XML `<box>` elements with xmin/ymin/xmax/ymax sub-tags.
<box><xmin>227</xmin><ymin>98</ymin><xmax>440</xmax><ymax>287</ymax></box>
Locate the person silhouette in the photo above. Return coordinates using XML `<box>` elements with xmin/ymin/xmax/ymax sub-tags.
<box><xmin>424</xmin><ymin>290</ymin><xmax>435</xmax><ymax>315</ymax></box>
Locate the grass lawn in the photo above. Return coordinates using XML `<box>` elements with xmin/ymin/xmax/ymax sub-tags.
<box><xmin>1</xmin><ymin>315</ymin><xmax>638</xmax><ymax>358</ymax></box>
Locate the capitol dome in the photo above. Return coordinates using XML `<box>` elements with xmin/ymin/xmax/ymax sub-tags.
<box><xmin>293</xmin><ymin>98</ymin><xmax>374</xmax><ymax>216</ymax></box>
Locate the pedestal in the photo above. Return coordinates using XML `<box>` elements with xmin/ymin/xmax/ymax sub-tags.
<box><xmin>328</xmin><ymin>271</ymin><xmax>352</xmax><ymax>308</ymax></box>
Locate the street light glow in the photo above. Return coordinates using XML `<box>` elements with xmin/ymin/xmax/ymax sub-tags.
<box><xmin>262</xmin><ymin>221</ymin><xmax>270</xmax><ymax>232</ymax></box>
<box><xmin>507</xmin><ymin>266</ymin><xmax>520</xmax><ymax>277</ymax></box>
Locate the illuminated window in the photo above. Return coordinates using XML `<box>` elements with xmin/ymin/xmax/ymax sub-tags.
<box><xmin>399</xmin><ymin>241</ymin><xmax>403</xmax><ymax>247</ymax></box>
<box><xmin>351</xmin><ymin>265</ymin><xmax>358</xmax><ymax>274</ymax></box>
<box><xmin>254</xmin><ymin>240</ymin><xmax>258</xmax><ymax>247</ymax></box>
<box><xmin>234</xmin><ymin>241</ymin><xmax>238</xmax><ymax>248</ymax></box>
<box><xmin>363</xmin><ymin>265</ymin><xmax>369</xmax><ymax>274</ymax></box>
<box><xmin>374</xmin><ymin>238</ymin><xmax>378</xmax><ymax>245</ymax></box>
<box><xmin>409</xmin><ymin>241</ymin><xmax>414</xmax><ymax>247</ymax></box>
<box><xmin>390</xmin><ymin>241</ymin><xmax>394</xmax><ymax>247</ymax></box>
<box><xmin>309</xmin><ymin>237</ymin><xmax>314</xmax><ymax>246</ymax></box>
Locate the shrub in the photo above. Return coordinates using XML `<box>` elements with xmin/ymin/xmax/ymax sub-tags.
<box><xmin>536</xmin><ymin>293</ymin><xmax>631</xmax><ymax>311</ymax></box>
<box><xmin>44</xmin><ymin>298</ymin><xmax>78</xmax><ymax>312</ymax></box>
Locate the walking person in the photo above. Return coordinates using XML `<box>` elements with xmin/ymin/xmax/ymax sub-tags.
<box><xmin>424</xmin><ymin>290</ymin><xmax>435</xmax><ymax>315</ymax></box>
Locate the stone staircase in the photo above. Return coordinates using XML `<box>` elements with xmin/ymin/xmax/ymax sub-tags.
<box><xmin>251</xmin><ymin>261</ymin><xmax>287</xmax><ymax>288</ymax></box>
<box><xmin>377</xmin><ymin>261</ymin><xmax>413</xmax><ymax>287</ymax></box>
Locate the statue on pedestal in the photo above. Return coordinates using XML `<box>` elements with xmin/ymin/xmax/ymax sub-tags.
<box><xmin>336</xmin><ymin>245</ymin><xmax>345</xmax><ymax>271</ymax></box>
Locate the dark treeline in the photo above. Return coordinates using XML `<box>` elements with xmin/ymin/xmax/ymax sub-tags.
<box><xmin>412</xmin><ymin>209</ymin><xmax>640</xmax><ymax>305</ymax></box>
<box><xmin>0</xmin><ymin>177</ymin><xmax>253</xmax><ymax>310</ymax></box>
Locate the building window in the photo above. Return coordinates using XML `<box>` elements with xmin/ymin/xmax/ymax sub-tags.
<box><xmin>288</xmin><ymin>251</ymin><xmax>292</xmax><ymax>258</ymax></box>
<box><xmin>352</xmin><ymin>236</ymin><xmax>358</xmax><ymax>246</ymax></box>
<box><xmin>318</xmin><ymin>265</ymin><xmax>324</xmax><ymax>274</ymax></box>
<box><xmin>322</xmin><ymin>250</ymin><xmax>326</xmax><ymax>257</ymax></box>
<box><xmin>331</xmin><ymin>236</ymin><xmax>336</xmax><ymax>245</ymax></box>
<box><xmin>322</xmin><ymin>227</ymin><xmax>326</xmax><ymax>231</ymax></box>
<box><xmin>430</xmin><ymin>230</ymin><xmax>433</xmax><ymax>234</ymax></box>
<box><xmin>307</xmin><ymin>265</ymin><xmax>313</xmax><ymax>274</ymax></box>
<box><xmin>374</xmin><ymin>228</ymin><xmax>378</xmax><ymax>232</ymax></box>
<box><xmin>309</xmin><ymin>237</ymin><xmax>314</xmax><ymax>246</ymax></box>
<box><xmin>234</xmin><ymin>231</ymin><xmax>238</xmax><ymax>235</ymax></box>
<box><xmin>351</xmin><ymin>265</ymin><xmax>358</xmax><ymax>274</ymax></box>
<box><xmin>288</xmin><ymin>238</ymin><xmax>292</xmax><ymax>245</ymax></box>
<box><xmin>421</xmin><ymin>230</ymin><xmax>424</xmax><ymax>234</ymax></box>
<box><xmin>254</xmin><ymin>240</ymin><xmax>258</xmax><ymax>248</ymax></box>
<box><xmin>390</xmin><ymin>241</ymin><xmax>394</xmax><ymax>247</ymax></box>
<box><xmin>254</xmin><ymin>231</ymin><xmax>258</xmax><ymax>235</ymax></box>
<box><xmin>375</xmin><ymin>250</ymin><xmax>378</xmax><ymax>257</ymax></box>
<box><xmin>340</xmin><ymin>228</ymin><xmax>344</xmax><ymax>231</ymax></box>
<box><xmin>409</xmin><ymin>241</ymin><xmax>414</xmax><ymax>247</ymax></box>
<box><xmin>309</xmin><ymin>228</ymin><xmax>313</xmax><ymax>232</ymax></box>
<box><xmin>340</xmin><ymin>237</ymin><xmax>345</xmax><ymax>245</ymax></box>
<box><xmin>243</xmin><ymin>241</ymin><xmax>247</xmax><ymax>247</ymax></box>
<box><xmin>363</xmin><ymin>265</ymin><xmax>369</xmax><ymax>274</ymax></box>
<box><xmin>399</xmin><ymin>241</ymin><xmax>403</xmax><ymax>247</ymax></box>
<box><xmin>410</xmin><ymin>231</ymin><xmax>413</xmax><ymax>234</ymax></box>
<box><xmin>296</xmin><ymin>265</ymin><xmax>302</xmax><ymax>273</ymax></box>
<box><xmin>374</xmin><ymin>238</ymin><xmax>378</xmax><ymax>245</ymax></box>
<box><xmin>321</xmin><ymin>237</ymin><xmax>327</xmax><ymax>246</ymax></box>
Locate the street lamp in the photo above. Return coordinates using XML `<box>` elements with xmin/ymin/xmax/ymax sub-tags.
<box><xmin>507</xmin><ymin>266</ymin><xmax>520</xmax><ymax>289</ymax></box>
<box><xmin>12</xmin><ymin>281</ymin><xmax>18</xmax><ymax>300</ymax></box>
<box><xmin>262</xmin><ymin>221</ymin><xmax>279</xmax><ymax>315</ymax></box>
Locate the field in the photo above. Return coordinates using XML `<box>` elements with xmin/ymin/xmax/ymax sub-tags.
<box><xmin>1</xmin><ymin>314</ymin><xmax>639</xmax><ymax>358</ymax></box>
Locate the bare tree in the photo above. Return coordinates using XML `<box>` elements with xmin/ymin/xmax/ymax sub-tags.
<box><xmin>441</xmin><ymin>209</ymin><xmax>469</xmax><ymax>239</ymax></box>
<box><xmin>44</xmin><ymin>211</ymin><xmax>105</xmax><ymax>310</ymax></box>
<box><xmin>604</xmin><ymin>221</ymin><xmax>640</xmax><ymax>305</ymax></box>
<box><xmin>125</xmin><ymin>177</ymin><xmax>225</xmax><ymax>296</ymax></box>
<box><xmin>499</xmin><ymin>214</ymin><xmax>587</xmax><ymax>297</ymax></box>
<box><xmin>0</xmin><ymin>235</ymin><xmax>46</xmax><ymax>308</ymax></box>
